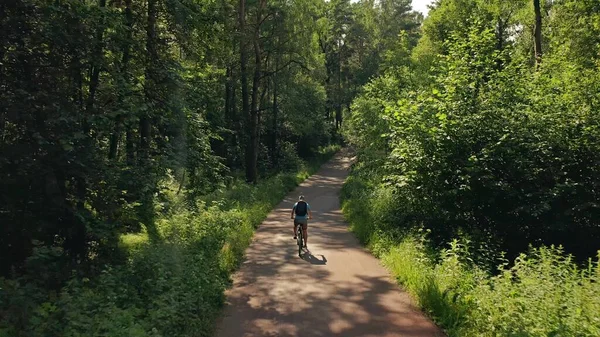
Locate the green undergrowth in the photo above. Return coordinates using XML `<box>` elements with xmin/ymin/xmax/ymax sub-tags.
<box><xmin>341</xmin><ymin>169</ymin><xmax>600</xmax><ymax>337</ymax></box>
<box><xmin>0</xmin><ymin>146</ymin><xmax>339</xmax><ymax>337</ymax></box>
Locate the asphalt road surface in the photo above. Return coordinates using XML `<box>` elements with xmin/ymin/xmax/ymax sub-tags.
<box><xmin>215</xmin><ymin>150</ymin><xmax>444</xmax><ymax>337</ymax></box>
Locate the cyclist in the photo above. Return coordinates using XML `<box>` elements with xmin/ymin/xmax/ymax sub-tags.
<box><xmin>291</xmin><ymin>195</ymin><xmax>312</xmax><ymax>248</ymax></box>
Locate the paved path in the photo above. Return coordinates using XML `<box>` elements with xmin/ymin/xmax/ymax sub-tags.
<box><xmin>215</xmin><ymin>150</ymin><xmax>444</xmax><ymax>337</ymax></box>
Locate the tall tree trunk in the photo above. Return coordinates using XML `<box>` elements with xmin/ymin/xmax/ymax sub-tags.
<box><xmin>124</xmin><ymin>0</ymin><xmax>136</xmax><ymax>166</ymax></box>
<box><xmin>497</xmin><ymin>17</ymin><xmax>504</xmax><ymax>51</ymax></box>
<box><xmin>139</xmin><ymin>119</ymin><xmax>151</xmax><ymax>162</ymax></box>
<box><xmin>142</xmin><ymin>0</ymin><xmax>157</xmax><ymax>163</ymax></box>
<box><xmin>229</xmin><ymin>66</ymin><xmax>239</xmax><ymax>167</ymax></box>
<box><xmin>85</xmin><ymin>0</ymin><xmax>106</xmax><ymax>119</ymax></box>
<box><xmin>239</xmin><ymin>0</ymin><xmax>249</xmax><ymax>166</ymax></box>
<box><xmin>239</xmin><ymin>0</ymin><xmax>252</xmax><ymax>182</ymax></box>
<box><xmin>325</xmin><ymin>76</ymin><xmax>331</xmax><ymax>122</ymax></box>
<box><xmin>225</xmin><ymin>66</ymin><xmax>232</xmax><ymax>126</ymax></box>
<box><xmin>139</xmin><ymin>0</ymin><xmax>158</xmax><ymax>240</ymax></box>
<box><xmin>246</xmin><ymin>39</ymin><xmax>259</xmax><ymax>183</ymax></box>
<box><xmin>271</xmin><ymin>56</ymin><xmax>279</xmax><ymax>167</ymax></box>
<box><xmin>336</xmin><ymin>40</ymin><xmax>342</xmax><ymax>130</ymax></box>
<box><xmin>269</xmin><ymin>21</ymin><xmax>280</xmax><ymax>167</ymax></box>
<box><xmin>225</xmin><ymin>65</ymin><xmax>237</xmax><ymax>166</ymax></box>
<box><xmin>108</xmin><ymin>121</ymin><xmax>120</xmax><ymax>160</ymax></box>
<box><xmin>126</xmin><ymin>128</ymin><xmax>135</xmax><ymax>165</ymax></box>
<box><xmin>245</xmin><ymin>0</ymin><xmax>265</xmax><ymax>184</ymax></box>
<box><xmin>72</xmin><ymin>0</ymin><xmax>107</xmax><ymax>262</ymax></box>
<box><xmin>533</xmin><ymin>0</ymin><xmax>542</xmax><ymax>65</ymax></box>
<box><xmin>0</xmin><ymin>2</ymin><xmax>5</xmax><ymax>84</ymax></box>
<box><xmin>109</xmin><ymin>0</ymin><xmax>132</xmax><ymax>160</ymax></box>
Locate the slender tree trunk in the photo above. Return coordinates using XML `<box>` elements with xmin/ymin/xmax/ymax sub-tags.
<box><xmin>141</xmin><ymin>0</ymin><xmax>157</xmax><ymax>163</ymax></box>
<box><xmin>325</xmin><ymin>77</ymin><xmax>331</xmax><ymax>122</ymax></box>
<box><xmin>126</xmin><ymin>128</ymin><xmax>135</xmax><ymax>165</ymax></box>
<box><xmin>269</xmin><ymin>21</ymin><xmax>280</xmax><ymax>167</ymax></box>
<box><xmin>108</xmin><ymin>117</ymin><xmax>122</xmax><ymax>160</ymax></box>
<box><xmin>72</xmin><ymin>62</ymin><xmax>86</xmax><ymax>211</ymax></box>
<box><xmin>72</xmin><ymin>0</ymin><xmax>107</xmax><ymax>261</ymax></box>
<box><xmin>239</xmin><ymin>0</ymin><xmax>249</xmax><ymax>164</ymax></box>
<box><xmin>108</xmin><ymin>129</ymin><xmax>119</xmax><ymax>160</ymax></box>
<box><xmin>225</xmin><ymin>66</ymin><xmax>232</xmax><ymax>126</ymax></box>
<box><xmin>86</xmin><ymin>0</ymin><xmax>106</xmax><ymax>118</ymax></box>
<box><xmin>246</xmin><ymin>37</ymin><xmax>259</xmax><ymax>183</ymax></box>
<box><xmin>139</xmin><ymin>119</ymin><xmax>151</xmax><ymax>161</ymax></box>
<box><xmin>109</xmin><ymin>0</ymin><xmax>132</xmax><ymax>160</ymax></box>
<box><xmin>271</xmin><ymin>56</ymin><xmax>279</xmax><ymax>167</ymax></box>
<box><xmin>177</xmin><ymin>170</ymin><xmax>186</xmax><ymax>195</ymax></box>
<box><xmin>230</xmin><ymin>66</ymin><xmax>238</xmax><ymax>166</ymax></box>
<box><xmin>534</xmin><ymin>0</ymin><xmax>542</xmax><ymax>65</ymax></box>
<box><xmin>86</xmin><ymin>67</ymin><xmax>100</xmax><ymax>119</ymax></box>
<box><xmin>497</xmin><ymin>17</ymin><xmax>504</xmax><ymax>51</ymax></box>
<box><xmin>245</xmin><ymin>0</ymin><xmax>265</xmax><ymax>183</ymax></box>
<box><xmin>224</xmin><ymin>66</ymin><xmax>232</xmax><ymax>158</ymax></box>
<box><xmin>336</xmin><ymin>40</ymin><xmax>342</xmax><ymax>129</ymax></box>
<box><xmin>141</xmin><ymin>0</ymin><xmax>154</xmax><ymax>165</ymax></box>
<box><xmin>139</xmin><ymin>0</ymin><xmax>158</xmax><ymax>240</ymax></box>
<box><xmin>224</xmin><ymin>65</ymin><xmax>236</xmax><ymax>166</ymax></box>
<box><xmin>239</xmin><ymin>0</ymin><xmax>253</xmax><ymax>182</ymax></box>
<box><xmin>0</xmin><ymin>2</ymin><xmax>5</xmax><ymax>84</ymax></box>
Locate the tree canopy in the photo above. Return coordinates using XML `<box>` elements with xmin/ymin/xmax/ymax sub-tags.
<box><xmin>2</xmin><ymin>0</ymin><xmax>600</xmax><ymax>335</ymax></box>
<box><xmin>346</xmin><ymin>0</ymin><xmax>600</xmax><ymax>260</ymax></box>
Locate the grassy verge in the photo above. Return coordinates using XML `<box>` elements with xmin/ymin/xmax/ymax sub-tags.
<box><xmin>341</xmin><ymin>167</ymin><xmax>600</xmax><ymax>337</ymax></box>
<box><xmin>0</xmin><ymin>146</ymin><xmax>339</xmax><ymax>337</ymax></box>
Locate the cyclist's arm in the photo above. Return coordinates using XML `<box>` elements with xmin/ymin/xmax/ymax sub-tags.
<box><xmin>308</xmin><ymin>204</ymin><xmax>313</xmax><ymax>219</ymax></box>
<box><xmin>291</xmin><ymin>205</ymin><xmax>296</xmax><ymax>219</ymax></box>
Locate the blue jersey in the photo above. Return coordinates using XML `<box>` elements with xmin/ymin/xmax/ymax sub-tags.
<box><xmin>293</xmin><ymin>202</ymin><xmax>311</xmax><ymax>220</ymax></box>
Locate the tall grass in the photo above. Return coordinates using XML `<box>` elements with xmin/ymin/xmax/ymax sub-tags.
<box><xmin>341</xmin><ymin>169</ymin><xmax>600</xmax><ymax>337</ymax></box>
<box><xmin>0</xmin><ymin>146</ymin><xmax>339</xmax><ymax>337</ymax></box>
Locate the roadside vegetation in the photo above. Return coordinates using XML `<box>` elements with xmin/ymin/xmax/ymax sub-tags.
<box><xmin>1</xmin><ymin>146</ymin><xmax>338</xmax><ymax>336</ymax></box>
<box><xmin>1</xmin><ymin>0</ymin><xmax>351</xmax><ymax>334</ymax></box>
<box><xmin>342</xmin><ymin>0</ymin><xmax>600</xmax><ymax>335</ymax></box>
<box><xmin>3</xmin><ymin>0</ymin><xmax>600</xmax><ymax>335</ymax></box>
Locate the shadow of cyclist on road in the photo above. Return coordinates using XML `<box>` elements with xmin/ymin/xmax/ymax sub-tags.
<box><xmin>302</xmin><ymin>252</ymin><xmax>327</xmax><ymax>265</ymax></box>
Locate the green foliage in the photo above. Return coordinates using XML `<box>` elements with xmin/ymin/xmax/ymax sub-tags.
<box><xmin>341</xmin><ymin>169</ymin><xmax>600</xmax><ymax>336</ymax></box>
<box><xmin>469</xmin><ymin>248</ymin><xmax>600</xmax><ymax>337</ymax></box>
<box><xmin>278</xmin><ymin>73</ymin><xmax>330</xmax><ymax>158</ymax></box>
<box><xmin>0</xmin><ymin>149</ymin><xmax>337</xmax><ymax>336</ymax></box>
<box><xmin>343</xmin><ymin>74</ymin><xmax>399</xmax><ymax>160</ymax></box>
<box><xmin>342</xmin><ymin>0</ymin><xmax>600</xmax><ymax>334</ymax></box>
<box><xmin>345</xmin><ymin>0</ymin><xmax>600</xmax><ymax>260</ymax></box>
<box><xmin>1</xmin><ymin>4</ymin><xmax>343</xmax><ymax>336</ymax></box>
<box><xmin>0</xmin><ymin>0</ymin><xmax>342</xmax><ymax>276</ymax></box>
<box><xmin>0</xmin><ymin>0</ymin><xmax>226</xmax><ymax>275</ymax></box>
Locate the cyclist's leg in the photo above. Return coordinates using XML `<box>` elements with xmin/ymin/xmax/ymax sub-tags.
<box><xmin>293</xmin><ymin>220</ymin><xmax>298</xmax><ymax>239</ymax></box>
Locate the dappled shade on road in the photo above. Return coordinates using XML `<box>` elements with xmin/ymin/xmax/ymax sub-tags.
<box><xmin>215</xmin><ymin>150</ymin><xmax>444</xmax><ymax>337</ymax></box>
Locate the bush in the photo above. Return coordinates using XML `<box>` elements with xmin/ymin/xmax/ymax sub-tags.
<box><xmin>341</xmin><ymin>169</ymin><xmax>600</xmax><ymax>337</ymax></box>
<box><xmin>0</xmin><ymin>148</ymin><xmax>339</xmax><ymax>337</ymax></box>
<box><xmin>345</xmin><ymin>21</ymin><xmax>600</xmax><ymax>260</ymax></box>
<box><xmin>341</xmin><ymin>1</ymin><xmax>600</xmax><ymax>335</ymax></box>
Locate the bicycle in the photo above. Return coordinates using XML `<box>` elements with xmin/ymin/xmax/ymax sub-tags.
<box><xmin>296</xmin><ymin>223</ymin><xmax>304</xmax><ymax>257</ymax></box>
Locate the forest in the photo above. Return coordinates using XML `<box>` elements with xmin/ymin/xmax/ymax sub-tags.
<box><xmin>0</xmin><ymin>0</ymin><xmax>410</xmax><ymax>335</ymax></box>
<box><xmin>1</xmin><ymin>0</ymin><xmax>599</xmax><ymax>336</ymax></box>
<box><xmin>342</xmin><ymin>0</ymin><xmax>600</xmax><ymax>335</ymax></box>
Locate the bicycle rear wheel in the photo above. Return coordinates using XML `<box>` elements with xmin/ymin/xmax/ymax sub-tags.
<box><xmin>297</xmin><ymin>228</ymin><xmax>303</xmax><ymax>256</ymax></box>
